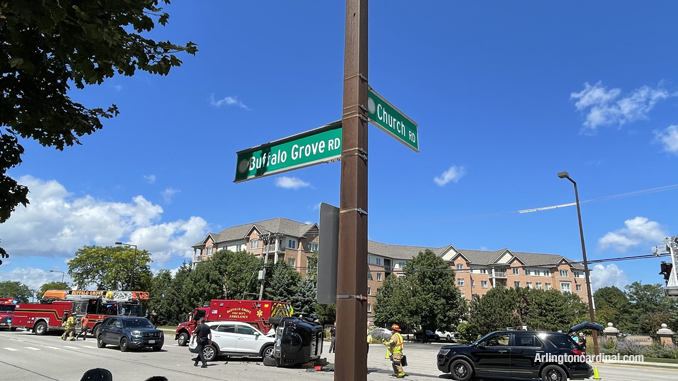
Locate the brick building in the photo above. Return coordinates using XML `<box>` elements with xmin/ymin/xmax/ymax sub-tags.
<box><xmin>190</xmin><ymin>217</ymin><xmax>589</xmax><ymax>321</ymax></box>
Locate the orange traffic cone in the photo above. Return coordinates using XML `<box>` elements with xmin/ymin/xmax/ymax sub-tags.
<box><xmin>593</xmin><ymin>366</ymin><xmax>601</xmax><ymax>380</ymax></box>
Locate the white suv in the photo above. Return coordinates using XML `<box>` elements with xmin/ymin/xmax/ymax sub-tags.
<box><xmin>200</xmin><ymin>321</ymin><xmax>275</xmax><ymax>361</ymax></box>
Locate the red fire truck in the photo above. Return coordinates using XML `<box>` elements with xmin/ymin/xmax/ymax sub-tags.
<box><xmin>175</xmin><ymin>300</ymin><xmax>293</xmax><ymax>346</ymax></box>
<box><xmin>0</xmin><ymin>298</ymin><xmax>18</xmax><ymax>331</ymax></box>
<box><xmin>12</xmin><ymin>290</ymin><xmax>149</xmax><ymax>337</ymax></box>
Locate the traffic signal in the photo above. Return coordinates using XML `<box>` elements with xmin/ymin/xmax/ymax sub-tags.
<box><xmin>660</xmin><ymin>262</ymin><xmax>673</xmax><ymax>282</ymax></box>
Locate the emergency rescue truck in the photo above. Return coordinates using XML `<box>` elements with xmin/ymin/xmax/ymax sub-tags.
<box><xmin>12</xmin><ymin>290</ymin><xmax>149</xmax><ymax>337</ymax></box>
<box><xmin>175</xmin><ymin>299</ymin><xmax>293</xmax><ymax>346</ymax></box>
<box><xmin>0</xmin><ymin>298</ymin><xmax>18</xmax><ymax>331</ymax></box>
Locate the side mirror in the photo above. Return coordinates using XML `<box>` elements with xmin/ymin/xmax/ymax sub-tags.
<box><xmin>477</xmin><ymin>344</ymin><xmax>485</xmax><ymax>349</ymax></box>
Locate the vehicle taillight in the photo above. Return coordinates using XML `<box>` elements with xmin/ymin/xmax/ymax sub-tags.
<box><xmin>572</xmin><ymin>349</ymin><xmax>585</xmax><ymax>359</ymax></box>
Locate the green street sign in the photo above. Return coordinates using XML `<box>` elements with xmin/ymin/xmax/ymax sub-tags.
<box><xmin>367</xmin><ymin>87</ymin><xmax>419</xmax><ymax>152</ymax></box>
<box><xmin>234</xmin><ymin>121</ymin><xmax>342</xmax><ymax>182</ymax></box>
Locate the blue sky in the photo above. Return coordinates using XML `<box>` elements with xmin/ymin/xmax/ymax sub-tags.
<box><xmin>1</xmin><ymin>1</ymin><xmax>676</xmax><ymax>293</ymax></box>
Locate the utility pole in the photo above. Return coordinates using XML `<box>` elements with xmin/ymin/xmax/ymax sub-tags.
<box><xmin>335</xmin><ymin>1</ymin><xmax>369</xmax><ymax>380</ymax></box>
<box><xmin>258</xmin><ymin>233</ymin><xmax>272</xmax><ymax>300</ymax></box>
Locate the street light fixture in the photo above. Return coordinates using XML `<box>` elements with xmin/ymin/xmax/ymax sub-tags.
<box><xmin>558</xmin><ymin>171</ymin><xmax>600</xmax><ymax>358</ymax></box>
<box><xmin>115</xmin><ymin>241</ymin><xmax>138</xmax><ymax>290</ymax></box>
<box><xmin>50</xmin><ymin>269</ymin><xmax>65</xmax><ymax>283</ymax></box>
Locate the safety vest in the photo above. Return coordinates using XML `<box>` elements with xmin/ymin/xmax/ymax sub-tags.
<box><xmin>390</xmin><ymin>332</ymin><xmax>404</xmax><ymax>354</ymax></box>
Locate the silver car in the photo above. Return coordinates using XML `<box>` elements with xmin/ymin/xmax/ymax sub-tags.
<box><xmin>200</xmin><ymin>321</ymin><xmax>275</xmax><ymax>361</ymax></box>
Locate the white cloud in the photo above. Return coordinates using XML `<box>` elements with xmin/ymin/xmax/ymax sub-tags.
<box><xmin>434</xmin><ymin>165</ymin><xmax>466</xmax><ymax>186</ymax></box>
<box><xmin>654</xmin><ymin>125</ymin><xmax>678</xmax><ymax>155</ymax></box>
<box><xmin>209</xmin><ymin>94</ymin><xmax>251</xmax><ymax>110</ymax></box>
<box><xmin>590</xmin><ymin>264</ymin><xmax>628</xmax><ymax>291</ymax></box>
<box><xmin>570</xmin><ymin>81</ymin><xmax>676</xmax><ymax>133</ymax></box>
<box><xmin>598</xmin><ymin>216</ymin><xmax>668</xmax><ymax>252</ymax></box>
<box><xmin>0</xmin><ymin>176</ymin><xmax>208</xmax><ymax>266</ymax></box>
<box><xmin>0</xmin><ymin>267</ymin><xmax>73</xmax><ymax>293</ymax></box>
<box><xmin>275</xmin><ymin>176</ymin><xmax>310</xmax><ymax>190</ymax></box>
<box><xmin>110</xmin><ymin>84</ymin><xmax>122</xmax><ymax>92</ymax></box>
<box><xmin>161</xmin><ymin>187</ymin><xmax>180</xmax><ymax>203</ymax></box>
<box><xmin>143</xmin><ymin>175</ymin><xmax>156</xmax><ymax>184</ymax></box>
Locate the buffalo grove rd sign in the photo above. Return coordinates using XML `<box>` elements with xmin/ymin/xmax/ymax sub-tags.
<box><xmin>234</xmin><ymin>121</ymin><xmax>342</xmax><ymax>182</ymax></box>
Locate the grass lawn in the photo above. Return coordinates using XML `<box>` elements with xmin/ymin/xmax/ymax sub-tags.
<box><xmin>643</xmin><ymin>357</ymin><xmax>678</xmax><ymax>364</ymax></box>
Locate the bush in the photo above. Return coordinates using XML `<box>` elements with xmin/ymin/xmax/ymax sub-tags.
<box><xmin>602</xmin><ymin>339</ymin><xmax>678</xmax><ymax>359</ymax></box>
<box><xmin>456</xmin><ymin>323</ymin><xmax>476</xmax><ymax>344</ymax></box>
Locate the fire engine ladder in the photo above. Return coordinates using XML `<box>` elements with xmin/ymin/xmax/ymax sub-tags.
<box><xmin>653</xmin><ymin>235</ymin><xmax>678</xmax><ymax>297</ymax></box>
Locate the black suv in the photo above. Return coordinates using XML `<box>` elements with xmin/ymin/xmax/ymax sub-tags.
<box><xmin>437</xmin><ymin>330</ymin><xmax>593</xmax><ymax>381</ymax></box>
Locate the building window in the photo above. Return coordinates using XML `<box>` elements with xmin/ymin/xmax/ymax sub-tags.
<box><xmin>560</xmin><ymin>282</ymin><xmax>571</xmax><ymax>292</ymax></box>
<box><xmin>480</xmin><ymin>268</ymin><xmax>488</xmax><ymax>274</ymax></box>
<box><xmin>249</xmin><ymin>239</ymin><xmax>259</xmax><ymax>249</ymax></box>
<box><xmin>534</xmin><ymin>270</ymin><xmax>541</xmax><ymax>276</ymax></box>
<box><xmin>560</xmin><ymin>270</ymin><xmax>568</xmax><ymax>277</ymax></box>
<box><xmin>514</xmin><ymin>281</ymin><xmax>520</xmax><ymax>288</ymax></box>
<box><xmin>196</xmin><ymin>249</ymin><xmax>202</xmax><ymax>257</ymax></box>
<box><xmin>546</xmin><ymin>283</ymin><xmax>552</xmax><ymax>290</ymax></box>
<box><xmin>288</xmin><ymin>257</ymin><xmax>295</xmax><ymax>267</ymax></box>
<box><xmin>309</xmin><ymin>242</ymin><xmax>318</xmax><ymax>252</ymax></box>
<box><xmin>471</xmin><ymin>280</ymin><xmax>475</xmax><ymax>288</ymax></box>
<box><xmin>574</xmin><ymin>271</ymin><xmax>581</xmax><ymax>278</ymax></box>
<box><xmin>525</xmin><ymin>269</ymin><xmax>531</xmax><ymax>276</ymax></box>
<box><xmin>513</xmin><ymin>267</ymin><xmax>519</xmax><ymax>275</ymax></box>
<box><xmin>399</xmin><ymin>261</ymin><xmax>405</xmax><ymax>268</ymax></box>
<box><xmin>376</xmin><ymin>258</ymin><xmax>382</xmax><ymax>266</ymax></box>
<box><xmin>576</xmin><ymin>284</ymin><xmax>582</xmax><ymax>291</ymax></box>
<box><xmin>288</xmin><ymin>240</ymin><xmax>296</xmax><ymax>249</ymax></box>
<box><xmin>458</xmin><ymin>278</ymin><xmax>464</xmax><ymax>286</ymax></box>
<box><xmin>526</xmin><ymin>282</ymin><xmax>533</xmax><ymax>289</ymax></box>
<box><xmin>457</xmin><ymin>264</ymin><xmax>463</xmax><ymax>271</ymax></box>
<box><xmin>367</xmin><ymin>256</ymin><xmax>372</xmax><ymax>264</ymax></box>
<box><xmin>367</xmin><ymin>287</ymin><xmax>371</xmax><ymax>295</ymax></box>
<box><xmin>206</xmin><ymin>247</ymin><xmax>213</xmax><ymax>256</ymax></box>
<box><xmin>481</xmin><ymin>280</ymin><xmax>488</xmax><ymax>288</ymax></box>
<box><xmin>367</xmin><ymin>303</ymin><xmax>371</xmax><ymax>313</ymax></box>
<box><xmin>235</xmin><ymin>244</ymin><xmax>242</xmax><ymax>252</ymax></box>
<box><xmin>377</xmin><ymin>273</ymin><xmax>382</xmax><ymax>282</ymax></box>
<box><xmin>536</xmin><ymin>282</ymin><xmax>542</xmax><ymax>290</ymax></box>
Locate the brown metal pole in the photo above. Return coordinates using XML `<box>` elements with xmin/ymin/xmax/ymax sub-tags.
<box><xmin>572</xmin><ymin>180</ymin><xmax>600</xmax><ymax>358</ymax></box>
<box><xmin>336</xmin><ymin>0</ymin><xmax>368</xmax><ymax>380</ymax></box>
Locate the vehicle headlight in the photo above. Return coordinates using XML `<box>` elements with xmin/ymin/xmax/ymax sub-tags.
<box><xmin>131</xmin><ymin>330</ymin><xmax>141</xmax><ymax>337</ymax></box>
<box><xmin>439</xmin><ymin>349</ymin><xmax>451</xmax><ymax>356</ymax></box>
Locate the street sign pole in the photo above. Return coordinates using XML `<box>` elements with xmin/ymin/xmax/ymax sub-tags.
<box><xmin>335</xmin><ymin>0</ymin><xmax>368</xmax><ymax>380</ymax></box>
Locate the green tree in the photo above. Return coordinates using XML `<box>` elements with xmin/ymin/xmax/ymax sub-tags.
<box><xmin>148</xmin><ymin>270</ymin><xmax>173</xmax><ymax>325</ymax></box>
<box><xmin>211</xmin><ymin>249</ymin><xmax>262</xmax><ymax>299</ymax></box>
<box><xmin>183</xmin><ymin>259</ymin><xmax>224</xmax><ymax>309</ymax></box>
<box><xmin>315</xmin><ymin>303</ymin><xmax>336</xmax><ymax>325</ymax></box>
<box><xmin>292</xmin><ymin>276</ymin><xmax>317</xmax><ymax>316</ymax></box>
<box><xmin>523</xmin><ymin>289</ymin><xmax>587</xmax><ymax>332</ymax></box>
<box><xmin>0</xmin><ymin>0</ymin><xmax>197</xmax><ymax>232</ymax></box>
<box><xmin>37</xmin><ymin>281</ymin><xmax>70</xmax><ymax>300</ymax></box>
<box><xmin>67</xmin><ymin>245</ymin><xmax>152</xmax><ymax>290</ymax></box>
<box><xmin>264</xmin><ymin>261</ymin><xmax>301</xmax><ymax>304</ymax></box>
<box><xmin>402</xmin><ymin>249</ymin><xmax>463</xmax><ymax>333</ymax></box>
<box><xmin>625</xmin><ymin>282</ymin><xmax>667</xmax><ymax>333</ymax></box>
<box><xmin>467</xmin><ymin>286</ymin><xmax>520</xmax><ymax>338</ymax></box>
<box><xmin>594</xmin><ymin>286</ymin><xmax>632</xmax><ymax>332</ymax></box>
<box><xmin>374</xmin><ymin>273</ymin><xmax>416</xmax><ymax>330</ymax></box>
<box><xmin>0</xmin><ymin>281</ymin><xmax>32</xmax><ymax>302</ymax></box>
<box><xmin>168</xmin><ymin>262</ymin><xmax>192</xmax><ymax>324</ymax></box>
<box><xmin>306</xmin><ymin>252</ymin><xmax>318</xmax><ymax>283</ymax></box>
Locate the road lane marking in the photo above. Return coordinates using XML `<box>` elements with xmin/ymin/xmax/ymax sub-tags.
<box><xmin>25</xmin><ymin>347</ymin><xmax>40</xmax><ymax>351</ymax></box>
<box><xmin>45</xmin><ymin>346</ymin><xmax>61</xmax><ymax>350</ymax></box>
<box><xmin>62</xmin><ymin>345</ymin><xmax>79</xmax><ymax>349</ymax></box>
<box><xmin>4</xmin><ymin>348</ymin><xmax>18</xmax><ymax>351</ymax></box>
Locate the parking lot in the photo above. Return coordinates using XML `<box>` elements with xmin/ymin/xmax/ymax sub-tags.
<box><xmin>1</xmin><ymin>330</ymin><xmax>676</xmax><ymax>381</ymax></box>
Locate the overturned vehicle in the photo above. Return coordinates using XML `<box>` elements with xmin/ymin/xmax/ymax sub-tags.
<box><xmin>266</xmin><ymin>316</ymin><xmax>324</xmax><ymax>367</ymax></box>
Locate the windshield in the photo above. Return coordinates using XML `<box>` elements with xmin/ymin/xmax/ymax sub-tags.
<box><xmin>123</xmin><ymin>318</ymin><xmax>155</xmax><ymax>328</ymax></box>
<box><xmin>472</xmin><ymin>332</ymin><xmax>496</xmax><ymax>346</ymax></box>
<box><xmin>0</xmin><ymin>305</ymin><xmax>15</xmax><ymax>313</ymax></box>
<box><xmin>119</xmin><ymin>304</ymin><xmax>142</xmax><ymax>316</ymax></box>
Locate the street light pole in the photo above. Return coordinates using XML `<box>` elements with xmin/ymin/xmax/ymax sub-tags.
<box><xmin>115</xmin><ymin>242</ymin><xmax>138</xmax><ymax>290</ymax></box>
<box><xmin>558</xmin><ymin>171</ymin><xmax>600</xmax><ymax>358</ymax></box>
<box><xmin>50</xmin><ymin>269</ymin><xmax>65</xmax><ymax>283</ymax></box>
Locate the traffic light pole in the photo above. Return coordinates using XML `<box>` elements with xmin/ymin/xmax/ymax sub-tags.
<box><xmin>335</xmin><ymin>1</ymin><xmax>369</xmax><ymax>380</ymax></box>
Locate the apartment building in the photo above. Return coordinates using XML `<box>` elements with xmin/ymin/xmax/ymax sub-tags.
<box><xmin>443</xmin><ymin>248</ymin><xmax>588</xmax><ymax>301</ymax></box>
<box><xmin>191</xmin><ymin>217</ymin><xmax>319</xmax><ymax>276</ymax></box>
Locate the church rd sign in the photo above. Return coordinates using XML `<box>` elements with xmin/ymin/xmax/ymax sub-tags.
<box><xmin>234</xmin><ymin>121</ymin><xmax>342</xmax><ymax>182</ymax></box>
<box><xmin>367</xmin><ymin>87</ymin><xmax>419</xmax><ymax>152</ymax></box>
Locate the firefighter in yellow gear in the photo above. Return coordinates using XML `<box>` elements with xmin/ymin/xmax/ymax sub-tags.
<box><xmin>61</xmin><ymin>314</ymin><xmax>76</xmax><ymax>341</ymax></box>
<box><xmin>385</xmin><ymin>324</ymin><xmax>405</xmax><ymax>378</ymax></box>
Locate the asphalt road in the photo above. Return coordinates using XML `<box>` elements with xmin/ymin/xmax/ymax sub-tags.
<box><xmin>0</xmin><ymin>330</ymin><xmax>675</xmax><ymax>381</ymax></box>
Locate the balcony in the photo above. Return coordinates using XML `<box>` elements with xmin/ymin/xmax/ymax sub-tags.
<box><xmin>493</xmin><ymin>271</ymin><xmax>507</xmax><ymax>278</ymax></box>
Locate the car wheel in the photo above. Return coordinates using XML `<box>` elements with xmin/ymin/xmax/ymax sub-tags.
<box><xmin>91</xmin><ymin>325</ymin><xmax>100</xmax><ymax>339</ymax></box>
<box><xmin>34</xmin><ymin>321</ymin><xmax>48</xmax><ymax>335</ymax></box>
<box><xmin>202</xmin><ymin>344</ymin><xmax>217</xmax><ymax>362</ymax></box>
<box><xmin>541</xmin><ymin>365</ymin><xmax>567</xmax><ymax>381</ymax></box>
<box><xmin>152</xmin><ymin>345</ymin><xmax>163</xmax><ymax>352</ymax></box>
<box><xmin>177</xmin><ymin>332</ymin><xmax>189</xmax><ymax>346</ymax></box>
<box><xmin>120</xmin><ymin>337</ymin><xmax>129</xmax><ymax>352</ymax></box>
<box><xmin>97</xmin><ymin>334</ymin><xmax>106</xmax><ymax>348</ymax></box>
<box><xmin>450</xmin><ymin>359</ymin><xmax>474</xmax><ymax>381</ymax></box>
<box><xmin>10</xmin><ymin>327</ymin><xmax>17</xmax><ymax>332</ymax></box>
<box><xmin>261</xmin><ymin>344</ymin><xmax>274</xmax><ymax>359</ymax></box>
